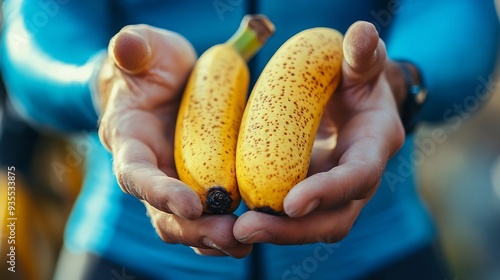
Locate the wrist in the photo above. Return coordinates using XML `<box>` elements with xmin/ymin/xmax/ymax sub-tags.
<box><xmin>386</xmin><ymin>60</ymin><xmax>427</xmax><ymax>134</ymax></box>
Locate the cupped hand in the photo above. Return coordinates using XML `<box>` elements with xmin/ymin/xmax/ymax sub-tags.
<box><xmin>97</xmin><ymin>25</ymin><xmax>251</xmax><ymax>258</ymax></box>
<box><xmin>233</xmin><ymin>21</ymin><xmax>406</xmax><ymax>244</ymax></box>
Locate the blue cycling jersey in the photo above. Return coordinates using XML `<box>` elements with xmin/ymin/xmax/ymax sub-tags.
<box><xmin>1</xmin><ymin>0</ymin><xmax>498</xmax><ymax>279</ymax></box>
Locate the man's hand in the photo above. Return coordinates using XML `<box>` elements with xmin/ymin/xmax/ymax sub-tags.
<box><xmin>233</xmin><ymin>21</ymin><xmax>406</xmax><ymax>244</ymax></box>
<box><xmin>97</xmin><ymin>25</ymin><xmax>251</xmax><ymax>258</ymax></box>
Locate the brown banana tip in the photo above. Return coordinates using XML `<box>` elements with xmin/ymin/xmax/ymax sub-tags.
<box><xmin>245</xmin><ymin>14</ymin><xmax>276</xmax><ymax>44</ymax></box>
<box><xmin>206</xmin><ymin>187</ymin><xmax>232</xmax><ymax>214</ymax></box>
<box><xmin>253</xmin><ymin>206</ymin><xmax>283</xmax><ymax>216</ymax></box>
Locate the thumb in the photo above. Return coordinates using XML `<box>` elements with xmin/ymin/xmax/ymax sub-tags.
<box><xmin>109</xmin><ymin>24</ymin><xmax>197</xmax><ymax>75</ymax></box>
<box><xmin>342</xmin><ymin>21</ymin><xmax>387</xmax><ymax>84</ymax></box>
<box><xmin>110</xmin><ymin>29</ymin><xmax>152</xmax><ymax>74</ymax></box>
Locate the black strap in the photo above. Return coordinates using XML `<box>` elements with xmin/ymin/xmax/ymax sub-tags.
<box><xmin>397</xmin><ymin>61</ymin><xmax>427</xmax><ymax>134</ymax></box>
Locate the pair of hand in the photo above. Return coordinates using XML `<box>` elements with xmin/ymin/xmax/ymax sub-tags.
<box><xmin>97</xmin><ymin>21</ymin><xmax>405</xmax><ymax>258</ymax></box>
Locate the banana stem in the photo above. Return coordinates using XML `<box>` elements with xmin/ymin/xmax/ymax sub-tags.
<box><xmin>227</xmin><ymin>14</ymin><xmax>275</xmax><ymax>62</ymax></box>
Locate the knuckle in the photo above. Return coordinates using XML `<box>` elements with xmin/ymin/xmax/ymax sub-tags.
<box><xmin>115</xmin><ymin>168</ymin><xmax>129</xmax><ymax>192</ymax></box>
<box><xmin>324</xmin><ymin>225</ymin><xmax>352</xmax><ymax>243</ymax></box>
<box><xmin>336</xmin><ymin>224</ymin><xmax>352</xmax><ymax>240</ymax></box>
<box><xmin>153</xmin><ymin>217</ymin><xmax>180</xmax><ymax>245</ymax></box>
<box><xmin>114</xmin><ymin>165</ymin><xmax>138</xmax><ymax>196</ymax></box>
<box><xmin>354</xmin><ymin>158</ymin><xmax>385</xmax><ymax>196</ymax></box>
<box><xmin>293</xmin><ymin>233</ymin><xmax>310</xmax><ymax>245</ymax></box>
<box><xmin>155</xmin><ymin>228</ymin><xmax>178</xmax><ymax>245</ymax></box>
<box><xmin>322</xmin><ymin>216</ymin><xmax>355</xmax><ymax>243</ymax></box>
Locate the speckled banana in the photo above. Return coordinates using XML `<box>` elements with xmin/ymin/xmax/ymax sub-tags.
<box><xmin>236</xmin><ymin>27</ymin><xmax>343</xmax><ymax>215</ymax></box>
<box><xmin>174</xmin><ymin>15</ymin><xmax>275</xmax><ymax>214</ymax></box>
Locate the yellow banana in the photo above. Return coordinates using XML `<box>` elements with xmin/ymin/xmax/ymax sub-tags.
<box><xmin>236</xmin><ymin>27</ymin><xmax>343</xmax><ymax>215</ymax></box>
<box><xmin>174</xmin><ymin>15</ymin><xmax>275</xmax><ymax>214</ymax></box>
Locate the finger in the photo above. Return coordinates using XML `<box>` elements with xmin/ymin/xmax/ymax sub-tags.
<box><xmin>234</xmin><ymin>201</ymin><xmax>364</xmax><ymax>244</ymax></box>
<box><xmin>152</xmin><ymin>212</ymin><xmax>253</xmax><ymax>258</ymax></box>
<box><xmin>285</xmin><ymin>108</ymin><xmax>403</xmax><ymax>218</ymax></box>
<box><xmin>110</xmin><ymin>24</ymin><xmax>196</xmax><ymax>76</ymax></box>
<box><xmin>105</xmin><ymin>24</ymin><xmax>197</xmax><ymax>108</ymax></box>
<box><xmin>284</xmin><ymin>159</ymin><xmax>380</xmax><ymax>219</ymax></box>
<box><xmin>342</xmin><ymin>21</ymin><xmax>387</xmax><ymax>85</ymax></box>
<box><xmin>191</xmin><ymin>248</ymin><xmax>229</xmax><ymax>257</ymax></box>
<box><xmin>110</xmin><ymin>30</ymin><xmax>151</xmax><ymax>74</ymax></box>
<box><xmin>191</xmin><ymin>246</ymin><xmax>252</xmax><ymax>258</ymax></box>
<box><xmin>111</xmin><ymin>131</ymin><xmax>202</xmax><ymax>220</ymax></box>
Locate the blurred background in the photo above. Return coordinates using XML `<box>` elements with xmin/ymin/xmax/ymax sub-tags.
<box><xmin>0</xmin><ymin>88</ymin><xmax>83</xmax><ymax>280</ymax></box>
<box><xmin>417</xmin><ymin>63</ymin><xmax>500</xmax><ymax>279</ymax></box>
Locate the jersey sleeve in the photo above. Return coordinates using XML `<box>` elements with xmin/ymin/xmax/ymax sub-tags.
<box><xmin>385</xmin><ymin>0</ymin><xmax>500</xmax><ymax>124</ymax></box>
<box><xmin>0</xmin><ymin>0</ymin><xmax>112</xmax><ymax>132</ymax></box>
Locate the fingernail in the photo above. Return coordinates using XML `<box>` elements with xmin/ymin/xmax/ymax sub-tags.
<box><xmin>239</xmin><ymin>230</ymin><xmax>274</xmax><ymax>243</ymax></box>
<box><xmin>201</xmin><ymin>237</ymin><xmax>221</xmax><ymax>250</ymax></box>
<box><xmin>191</xmin><ymin>247</ymin><xmax>205</xmax><ymax>256</ymax></box>
<box><xmin>287</xmin><ymin>199</ymin><xmax>319</xmax><ymax>218</ymax></box>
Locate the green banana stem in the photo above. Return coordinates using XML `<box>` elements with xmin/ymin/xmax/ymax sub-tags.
<box><xmin>227</xmin><ymin>14</ymin><xmax>275</xmax><ymax>62</ymax></box>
